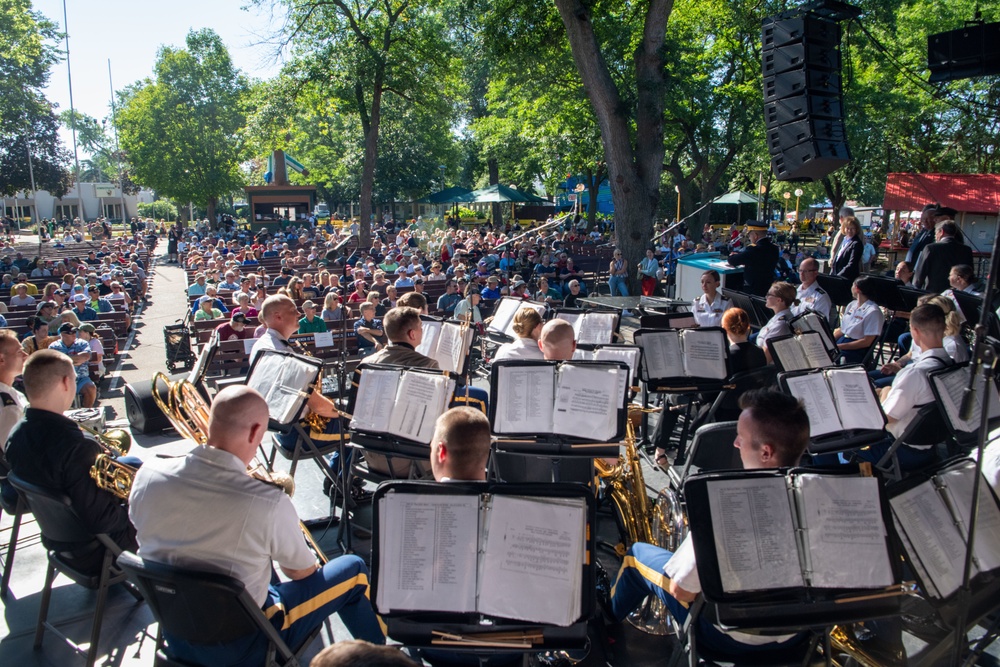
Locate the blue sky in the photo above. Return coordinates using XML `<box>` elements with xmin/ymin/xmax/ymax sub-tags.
<box><xmin>32</xmin><ymin>0</ymin><xmax>287</xmax><ymax>151</ymax></box>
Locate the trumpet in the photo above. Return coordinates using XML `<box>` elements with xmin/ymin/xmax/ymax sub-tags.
<box><xmin>83</xmin><ymin>422</ymin><xmax>137</xmax><ymax>501</ymax></box>
<box><xmin>151</xmin><ymin>372</ymin><xmax>328</xmax><ymax>564</ymax></box>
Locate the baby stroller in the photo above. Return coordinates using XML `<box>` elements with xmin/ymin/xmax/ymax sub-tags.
<box><xmin>164</xmin><ymin>322</ymin><xmax>195</xmax><ymax>372</ymax></box>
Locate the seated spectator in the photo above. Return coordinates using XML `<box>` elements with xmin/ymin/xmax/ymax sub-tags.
<box><xmin>22</xmin><ymin>316</ymin><xmax>53</xmax><ymax>355</ymax></box>
<box><xmin>436</xmin><ymin>280</ymin><xmax>461</xmax><ymax>316</ymax></box>
<box><xmin>78</xmin><ymin>323</ymin><xmax>105</xmax><ymax>376</ymax></box>
<box><xmin>215</xmin><ymin>312</ymin><xmax>254</xmax><ymax>341</ymax></box>
<box><xmin>321</xmin><ymin>292</ymin><xmax>345</xmax><ymax>321</ymax></box>
<box><xmin>47</xmin><ymin>323</ymin><xmax>97</xmax><ymax>407</ymax></box>
<box><xmin>453</xmin><ymin>284</ymin><xmax>483</xmax><ymax>324</ymax></box>
<box><xmin>354</xmin><ymin>302</ymin><xmax>385</xmax><ymax>357</ymax></box>
<box><xmin>9</xmin><ymin>283</ymin><xmax>36</xmax><ymax>307</ymax></box>
<box><xmin>70</xmin><ymin>293</ymin><xmax>98</xmax><ymax>321</ymax></box>
<box><xmin>480</xmin><ymin>276</ymin><xmax>502</xmax><ymax>300</ymax></box>
<box><xmin>564</xmin><ymin>279</ymin><xmax>584</xmax><ymax>308</ymax></box>
<box><xmin>534</xmin><ymin>277</ymin><xmax>561</xmax><ymax>306</ymax></box>
<box><xmin>297</xmin><ymin>300</ymin><xmax>327</xmax><ymax>334</ymax></box>
<box><xmin>194</xmin><ymin>296</ymin><xmax>223</xmax><ymax>322</ymax></box>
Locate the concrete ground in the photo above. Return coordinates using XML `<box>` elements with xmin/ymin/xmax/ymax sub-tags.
<box><xmin>0</xmin><ymin>238</ymin><xmax>997</xmax><ymax>666</ymax></box>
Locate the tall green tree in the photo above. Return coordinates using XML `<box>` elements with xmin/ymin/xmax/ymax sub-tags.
<box><xmin>116</xmin><ymin>29</ymin><xmax>249</xmax><ymax>225</ymax></box>
<box><xmin>0</xmin><ymin>0</ymin><xmax>70</xmax><ymax>197</ymax></box>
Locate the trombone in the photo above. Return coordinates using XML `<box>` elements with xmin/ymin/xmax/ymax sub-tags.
<box><xmin>151</xmin><ymin>372</ymin><xmax>329</xmax><ymax>563</ymax></box>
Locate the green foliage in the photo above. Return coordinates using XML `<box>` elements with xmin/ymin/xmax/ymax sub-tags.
<box><xmin>116</xmin><ymin>29</ymin><xmax>250</xmax><ymax>222</ymax></box>
<box><xmin>136</xmin><ymin>200</ymin><xmax>177</xmax><ymax>221</ymax></box>
<box><xmin>0</xmin><ymin>0</ymin><xmax>70</xmax><ymax>196</ymax></box>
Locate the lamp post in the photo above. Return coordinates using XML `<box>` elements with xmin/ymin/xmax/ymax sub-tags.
<box><xmin>783</xmin><ymin>191</ymin><xmax>792</xmax><ymax>226</ymax></box>
<box><xmin>439</xmin><ymin>164</ymin><xmax>446</xmax><ymax>221</ymax></box>
<box><xmin>758</xmin><ymin>184</ymin><xmax>767</xmax><ymax>222</ymax></box>
<box><xmin>510</xmin><ymin>184</ymin><xmax>517</xmax><ymax>226</ymax></box>
<box><xmin>674</xmin><ymin>184</ymin><xmax>681</xmax><ymax>223</ymax></box>
<box><xmin>794</xmin><ymin>188</ymin><xmax>803</xmax><ymax>226</ymax></box>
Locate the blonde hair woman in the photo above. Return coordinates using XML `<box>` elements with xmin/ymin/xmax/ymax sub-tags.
<box><xmin>493</xmin><ymin>307</ymin><xmax>545</xmax><ymax>361</ymax></box>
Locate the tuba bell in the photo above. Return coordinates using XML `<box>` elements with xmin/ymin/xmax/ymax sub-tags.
<box><xmin>595</xmin><ymin>405</ymin><xmax>688</xmax><ymax>635</ymax></box>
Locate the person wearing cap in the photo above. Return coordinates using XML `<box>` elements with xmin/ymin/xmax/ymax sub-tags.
<box><xmin>216</xmin><ymin>312</ymin><xmax>254</xmax><ymax>341</ymax></box>
<box><xmin>9</xmin><ymin>283</ymin><xmax>36</xmax><ymax>307</ymax></box>
<box><xmin>480</xmin><ymin>276</ymin><xmax>502</xmax><ymax>300</ymax></box>
<box><xmin>98</xmin><ymin>273</ymin><xmax>114</xmax><ymax>296</ymax></box>
<box><xmin>912</xmin><ymin>219</ymin><xmax>974</xmax><ymax>293</ymax></box>
<box><xmin>297</xmin><ymin>301</ymin><xmax>327</xmax><ymax>334</ymax></box>
<box><xmin>86</xmin><ymin>285</ymin><xmax>115</xmax><ymax>314</ymax></box>
<box><xmin>48</xmin><ymin>323</ymin><xmax>98</xmax><ymax>407</ymax></box>
<box><xmin>71</xmin><ymin>293</ymin><xmax>98</xmax><ymax>322</ymax></box>
<box><xmin>77</xmin><ymin>323</ymin><xmax>105</xmax><ymax>377</ymax></box>
<box><xmin>393</xmin><ymin>266</ymin><xmax>414</xmax><ymax>289</ymax></box>
<box><xmin>727</xmin><ymin>222</ymin><xmax>780</xmax><ymax>297</ymax></box>
<box><xmin>194</xmin><ymin>296</ymin><xmax>223</xmax><ymax>322</ymax></box>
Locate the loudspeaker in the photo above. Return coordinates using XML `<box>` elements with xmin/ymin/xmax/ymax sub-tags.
<box><xmin>928</xmin><ymin>21</ymin><xmax>1000</xmax><ymax>83</ymax></box>
<box><xmin>762</xmin><ymin>15</ymin><xmax>849</xmax><ymax>182</ymax></box>
<box><xmin>124</xmin><ymin>375</ymin><xmax>180</xmax><ymax>434</ymax></box>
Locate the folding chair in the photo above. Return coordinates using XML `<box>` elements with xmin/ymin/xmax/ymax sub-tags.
<box><xmin>0</xmin><ymin>487</ymin><xmax>29</xmax><ymax>598</ymax></box>
<box><xmin>875</xmin><ymin>404</ymin><xmax>951</xmax><ymax>482</ymax></box>
<box><xmin>117</xmin><ymin>551</ymin><xmax>320</xmax><ymax>667</ymax></box>
<box><xmin>8</xmin><ymin>473</ymin><xmax>142</xmax><ymax>667</ymax></box>
<box><xmin>668</xmin><ymin>422</ymin><xmax>740</xmax><ymax>495</ymax></box>
<box><xmin>265</xmin><ymin>421</ymin><xmax>347</xmax><ymax>479</ymax></box>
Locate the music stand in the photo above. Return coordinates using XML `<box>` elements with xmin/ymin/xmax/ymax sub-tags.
<box><xmin>370</xmin><ymin>481</ymin><xmax>594</xmax><ymax>656</ymax></box>
<box><xmin>244</xmin><ymin>349</ymin><xmax>323</xmax><ymax>432</ymax></box>
<box><xmin>720</xmin><ymin>289</ymin><xmax>768</xmax><ymax>329</ymax></box>
<box><xmin>863</xmin><ymin>275</ymin><xmax>910</xmax><ymax>313</ymax></box>
<box><xmin>815</xmin><ymin>273</ymin><xmax>854</xmax><ymax>307</ymax></box>
<box><xmin>950</xmin><ymin>289</ymin><xmax>983</xmax><ymax>328</ymax></box>
<box><xmin>898</xmin><ymin>286</ymin><xmax>928</xmax><ymax>312</ymax></box>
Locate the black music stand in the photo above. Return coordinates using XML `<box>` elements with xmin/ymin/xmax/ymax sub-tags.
<box><xmin>552</xmin><ymin>307</ymin><xmax>621</xmax><ymax>346</ymax></box>
<box><xmin>370</xmin><ymin>481</ymin><xmax>595</xmax><ymax>658</ymax></box>
<box><xmin>720</xmin><ymin>288</ymin><xmax>769</xmax><ymax>329</ymax></box>
<box><xmin>864</xmin><ymin>275</ymin><xmax>910</xmax><ymax>313</ymax></box>
<box><xmin>951</xmin><ymin>289</ymin><xmax>983</xmax><ymax>328</ymax></box>
<box><xmin>816</xmin><ymin>273</ymin><xmax>854</xmax><ymax>307</ymax></box>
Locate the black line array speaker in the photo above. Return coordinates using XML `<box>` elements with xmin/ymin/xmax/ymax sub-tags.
<box><xmin>928</xmin><ymin>21</ymin><xmax>1000</xmax><ymax>83</ymax></box>
<box><xmin>762</xmin><ymin>15</ymin><xmax>850</xmax><ymax>181</ymax></box>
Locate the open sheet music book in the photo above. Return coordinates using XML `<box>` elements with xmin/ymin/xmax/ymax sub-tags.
<box><xmin>554</xmin><ymin>310</ymin><xmax>619</xmax><ymax>345</ymax></box>
<box><xmin>931</xmin><ymin>364</ymin><xmax>1000</xmax><ymax>434</ymax></box>
<box><xmin>694</xmin><ymin>471</ymin><xmax>895</xmax><ymax>594</ymax></box>
<box><xmin>487</xmin><ymin>298</ymin><xmax>547</xmax><ymax>339</ymax></box>
<box><xmin>634</xmin><ymin>328</ymin><xmax>728</xmax><ymax>381</ymax></box>
<box><xmin>573</xmin><ymin>345</ymin><xmax>641</xmax><ymax>388</ymax></box>
<box><xmin>890</xmin><ymin>458</ymin><xmax>1000</xmax><ymax>599</ymax></box>
<box><xmin>780</xmin><ymin>367</ymin><xmax>886</xmax><ymax>439</ymax></box>
<box><xmin>245</xmin><ymin>349</ymin><xmax>322</xmax><ymax>429</ymax></box>
<box><xmin>349</xmin><ymin>366</ymin><xmax>456</xmax><ymax>445</ymax></box>
<box><xmin>790</xmin><ymin>311</ymin><xmax>837</xmax><ymax>354</ymax></box>
<box><xmin>375</xmin><ymin>490</ymin><xmax>587</xmax><ymax>626</ymax></box>
<box><xmin>769</xmin><ymin>331</ymin><xmax>836</xmax><ymax>372</ymax></box>
<box><xmin>415</xmin><ymin>316</ymin><xmax>474</xmax><ymax>375</ymax></box>
<box><xmin>490</xmin><ymin>360</ymin><xmax>628</xmax><ymax>442</ymax></box>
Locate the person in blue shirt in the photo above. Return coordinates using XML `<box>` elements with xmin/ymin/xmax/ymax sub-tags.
<box><xmin>70</xmin><ymin>294</ymin><xmax>98</xmax><ymax>321</ymax></box>
<box><xmin>48</xmin><ymin>323</ymin><xmax>98</xmax><ymax>407</ymax></box>
<box><xmin>436</xmin><ymin>280</ymin><xmax>462</xmax><ymax>316</ymax></box>
<box><xmin>353</xmin><ymin>303</ymin><xmax>384</xmax><ymax>356</ymax></box>
<box><xmin>189</xmin><ymin>288</ymin><xmax>229</xmax><ymax>316</ymax></box>
<box><xmin>480</xmin><ymin>276</ymin><xmax>502</xmax><ymax>300</ymax></box>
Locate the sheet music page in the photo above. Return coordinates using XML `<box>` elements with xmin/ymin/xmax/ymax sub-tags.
<box><xmin>640</xmin><ymin>330</ymin><xmax>684</xmax><ymax>379</ymax></box>
<box><xmin>572</xmin><ymin>349</ymin><xmax>595</xmax><ymax>361</ymax></box>
<box><xmin>828</xmin><ymin>368</ymin><xmax>884</xmax><ymax>432</ymax></box>
<box><xmin>376</xmin><ymin>492</ymin><xmax>479</xmax><ymax>614</ymax></box>
<box><xmin>350</xmin><ymin>368</ymin><xmax>400</xmax><ymax>433</ymax></box>
<box><xmin>387</xmin><ymin>372</ymin><xmax>452</xmax><ymax>444</ymax></box>
<box><xmin>243</xmin><ymin>338</ymin><xmax>257</xmax><ymax>354</ymax></box>
<box><xmin>671</xmin><ymin>314</ymin><xmax>698</xmax><ymax>329</ymax></box>
<box><xmin>594</xmin><ymin>347</ymin><xmax>640</xmax><ymax>388</ymax></box>
<box><xmin>507</xmin><ymin>302</ymin><xmax>547</xmax><ymax>339</ymax></box>
<box><xmin>556</xmin><ymin>311</ymin><xmax>582</xmax><ymax>335</ymax></box>
<box><xmin>783</xmin><ymin>373</ymin><xmax>841</xmax><ymax>437</ymax></box>
<box><xmin>934</xmin><ymin>367</ymin><xmax>1000</xmax><ymax>433</ymax></box>
<box><xmin>494</xmin><ymin>364</ymin><xmax>554</xmax><ymax>435</ymax></box>
<box><xmin>799</xmin><ymin>312</ymin><xmax>836</xmax><ymax>352</ymax></box>
<box><xmin>938</xmin><ymin>463</ymin><xmax>1000</xmax><ymax>573</ymax></box>
<box><xmin>708</xmin><ymin>477</ymin><xmax>804</xmax><ymax>592</ymax></box>
<box><xmin>552</xmin><ymin>364</ymin><xmax>621</xmax><ymax>441</ymax></box>
<box><xmin>681</xmin><ymin>329</ymin><xmax>727</xmax><ymax>379</ymax></box>
<box><xmin>796</xmin><ymin>474</ymin><xmax>894</xmax><ymax>588</ymax></box>
<box><xmin>891</xmin><ymin>482</ymin><xmax>967</xmax><ymax>598</ymax></box>
<box><xmin>800</xmin><ymin>332</ymin><xmax>833</xmax><ymax>368</ymax></box>
<box><xmin>313</xmin><ymin>331</ymin><xmax>334</xmax><ymax>348</ymax></box>
<box><xmin>771</xmin><ymin>337</ymin><xmax>810</xmax><ymax>372</ymax></box>
<box><xmin>576</xmin><ymin>313</ymin><xmax>617</xmax><ymax>345</ymax></box>
<box><xmin>478</xmin><ymin>495</ymin><xmax>585</xmax><ymax>626</ymax></box>
<box><xmin>247</xmin><ymin>353</ymin><xmax>316</xmax><ymax>425</ymax></box>
<box><xmin>487</xmin><ymin>298</ymin><xmax>521</xmax><ymax>336</ymax></box>
<box><xmin>416</xmin><ymin>320</ymin><xmax>441</xmax><ymax>358</ymax></box>
<box><xmin>429</xmin><ymin>322</ymin><xmax>465</xmax><ymax>374</ymax></box>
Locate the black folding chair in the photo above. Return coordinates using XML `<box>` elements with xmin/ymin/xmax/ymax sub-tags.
<box><xmin>0</xmin><ymin>486</ymin><xmax>29</xmax><ymax>598</ymax></box>
<box><xmin>117</xmin><ymin>551</ymin><xmax>320</xmax><ymax>667</ymax></box>
<box><xmin>8</xmin><ymin>473</ymin><xmax>142</xmax><ymax>667</ymax></box>
<box><xmin>668</xmin><ymin>421</ymin><xmax>741</xmax><ymax>495</ymax></box>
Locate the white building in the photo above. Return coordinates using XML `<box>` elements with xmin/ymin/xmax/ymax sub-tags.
<box><xmin>2</xmin><ymin>183</ymin><xmax>155</xmax><ymax>223</ymax></box>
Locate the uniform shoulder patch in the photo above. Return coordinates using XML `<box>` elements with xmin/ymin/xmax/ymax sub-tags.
<box><xmin>0</xmin><ymin>393</ymin><xmax>16</xmax><ymax>407</ymax></box>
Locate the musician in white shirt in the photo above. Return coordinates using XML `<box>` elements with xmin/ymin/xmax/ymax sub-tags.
<box><xmin>691</xmin><ymin>270</ymin><xmax>730</xmax><ymax>328</ymax></box>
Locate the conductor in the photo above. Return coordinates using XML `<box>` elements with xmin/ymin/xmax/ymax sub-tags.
<box><xmin>727</xmin><ymin>222</ymin><xmax>779</xmax><ymax>297</ymax></box>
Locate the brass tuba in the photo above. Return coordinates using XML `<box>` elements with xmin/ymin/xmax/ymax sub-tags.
<box><xmin>595</xmin><ymin>405</ymin><xmax>688</xmax><ymax>635</ymax></box>
<box><xmin>84</xmin><ymin>423</ymin><xmax>137</xmax><ymax>500</ymax></box>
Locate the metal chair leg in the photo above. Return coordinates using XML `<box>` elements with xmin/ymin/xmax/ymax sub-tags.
<box><xmin>1</xmin><ymin>508</ymin><xmax>24</xmax><ymax>597</ymax></box>
<box><xmin>85</xmin><ymin>549</ymin><xmax>115</xmax><ymax>667</ymax></box>
<box><xmin>35</xmin><ymin>560</ymin><xmax>56</xmax><ymax>649</ymax></box>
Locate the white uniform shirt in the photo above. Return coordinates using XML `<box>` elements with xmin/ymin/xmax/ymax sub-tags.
<box><xmin>840</xmin><ymin>300</ymin><xmax>884</xmax><ymax>340</ymax></box>
<box><xmin>663</xmin><ymin>535</ymin><xmax>796</xmax><ymax>645</ymax></box>
<box><xmin>249</xmin><ymin>327</ymin><xmax>289</xmax><ymax>367</ymax></box>
<box><xmin>691</xmin><ymin>293</ymin><xmax>730</xmax><ymax>328</ymax></box>
<box><xmin>756</xmin><ymin>309</ymin><xmax>792</xmax><ymax>351</ymax></box>
<box><xmin>493</xmin><ymin>337</ymin><xmax>544</xmax><ymax>361</ymax></box>
<box><xmin>129</xmin><ymin>445</ymin><xmax>315</xmax><ymax>606</ymax></box>
<box><xmin>882</xmin><ymin>348</ymin><xmax>953</xmax><ymax>441</ymax></box>
<box><xmin>0</xmin><ymin>381</ymin><xmax>27</xmax><ymax>453</ymax></box>
<box><xmin>914</xmin><ymin>336</ymin><xmax>972</xmax><ymax>365</ymax></box>
<box><xmin>792</xmin><ymin>282</ymin><xmax>832</xmax><ymax>322</ymax></box>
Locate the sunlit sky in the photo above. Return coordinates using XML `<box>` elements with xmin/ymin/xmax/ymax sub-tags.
<box><xmin>32</xmin><ymin>0</ymin><xmax>288</xmax><ymax>153</ymax></box>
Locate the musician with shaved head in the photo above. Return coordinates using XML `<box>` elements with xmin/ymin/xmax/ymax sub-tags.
<box><xmin>129</xmin><ymin>385</ymin><xmax>384</xmax><ymax>665</ymax></box>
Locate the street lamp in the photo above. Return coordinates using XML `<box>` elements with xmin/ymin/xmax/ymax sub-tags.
<box><xmin>794</xmin><ymin>188</ymin><xmax>804</xmax><ymax>225</ymax></box>
<box><xmin>758</xmin><ymin>184</ymin><xmax>767</xmax><ymax>221</ymax></box>
<box><xmin>439</xmin><ymin>165</ymin><xmax>446</xmax><ymax>220</ymax></box>
<box><xmin>783</xmin><ymin>191</ymin><xmax>792</xmax><ymax>225</ymax></box>
<box><xmin>674</xmin><ymin>184</ymin><xmax>681</xmax><ymax>223</ymax></box>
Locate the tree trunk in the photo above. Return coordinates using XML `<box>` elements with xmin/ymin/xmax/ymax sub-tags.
<box><xmin>358</xmin><ymin>71</ymin><xmax>385</xmax><ymax>249</ymax></box>
<box><xmin>488</xmin><ymin>158</ymin><xmax>501</xmax><ymax>227</ymax></box>
<box><xmin>554</xmin><ymin>0</ymin><xmax>671</xmax><ymax>296</ymax></box>
<box><xmin>207</xmin><ymin>197</ymin><xmax>217</xmax><ymax>231</ymax></box>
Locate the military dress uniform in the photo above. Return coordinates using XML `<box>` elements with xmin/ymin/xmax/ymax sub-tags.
<box><xmin>792</xmin><ymin>282</ymin><xmax>833</xmax><ymax>322</ymax></box>
<box><xmin>727</xmin><ymin>236</ymin><xmax>780</xmax><ymax>297</ymax></box>
<box><xmin>691</xmin><ymin>293</ymin><xmax>731</xmax><ymax>328</ymax></box>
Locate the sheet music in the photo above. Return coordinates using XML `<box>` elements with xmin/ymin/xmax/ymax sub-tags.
<box><xmin>478</xmin><ymin>495</ymin><xmax>586</xmax><ymax>626</ymax></box>
<box><xmin>572</xmin><ymin>348</ymin><xmax>594</xmax><ymax>361</ymax></box>
<box><xmin>387</xmin><ymin>372</ymin><xmax>452</xmax><ymax>444</ymax></box>
<box><xmin>796</xmin><ymin>474</ymin><xmax>894</xmax><ymax>589</ymax></box>
<box><xmin>436</xmin><ymin>323</ymin><xmax>468</xmax><ymax>375</ymax></box>
<box><xmin>243</xmin><ymin>338</ymin><xmax>257</xmax><ymax>354</ymax></box>
<box><xmin>350</xmin><ymin>368</ymin><xmax>400</xmax><ymax>433</ymax></box>
<box><xmin>680</xmin><ymin>329</ymin><xmax>727</xmax><ymax>379</ymax></box>
<box><xmin>487</xmin><ymin>298</ymin><xmax>521</xmax><ymax>336</ymax></box>
<box><xmin>891</xmin><ymin>482</ymin><xmax>967</xmax><ymax>598</ymax></box>
<box><xmin>593</xmin><ymin>347</ymin><xmax>641</xmax><ymax>388</ymax></box>
<box><xmin>797</xmin><ymin>312</ymin><xmax>836</xmax><ymax>352</ymax></box>
<box><xmin>556</xmin><ymin>312</ymin><xmax>582</xmax><ymax>329</ymax></box>
<box><xmin>670</xmin><ymin>314</ymin><xmax>697</xmax><ymax>329</ymax></box>
<box><xmin>247</xmin><ymin>352</ymin><xmax>317</xmax><ymax>425</ymax></box>
<box><xmin>376</xmin><ymin>492</ymin><xmax>479</xmax><ymax>614</ymax></box>
<box><xmin>416</xmin><ymin>320</ymin><xmax>441</xmax><ymax>358</ymax></box>
<box><xmin>771</xmin><ymin>337</ymin><xmax>810</xmax><ymax>372</ymax></box>
<box><xmin>800</xmin><ymin>332</ymin><xmax>833</xmax><ymax>368</ymax></box>
<box><xmin>640</xmin><ymin>331</ymin><xmax>684</xmax><ymax>379</ymax></box>
<box><xmin>575</xmin><ymin>313</ymin><xmax>617</xmax><ymax>345</ymax></box>
<box><xmin>494</xmin><ymin>364</ymin><xmax>554</xmax><ymax>434</ymax></box>
<box><xmin>934</xmin><ymin>366</ymin><xmax>1000</xmax><ymax>434</ymax></box>
<box><xmin>938</xmin><ymin>463</ymin><xmax>1000</xmax><ymax>573</ymax></box>
<box><xmin>708</xmin><ymin>477</ymin><xmax>804</xmax><ymax>592</ymax></box>
<box><xmin>783</xmin><ymin>373</ymin><xmax>840</xmax><ymax>437</ymax></box>
<box><xmin>552</xmin><ymin>364</ymin><xmax>621</xmax><ymax>441</ymax></box>
<box><xmin>313</xmin><ymin>331</ymin><xmax>334</xmax><ymax>348</ymax></box>
<box><xmin>828</xmin><ymin>369</ymin><xmax>884</xmax><ymax>432</ymax></box>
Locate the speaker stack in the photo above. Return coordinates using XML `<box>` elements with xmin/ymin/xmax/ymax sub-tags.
<box><xmin>762</xmin><ymin>14</ymin><xmax>850</xmax><ymax>181</ymax></box>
